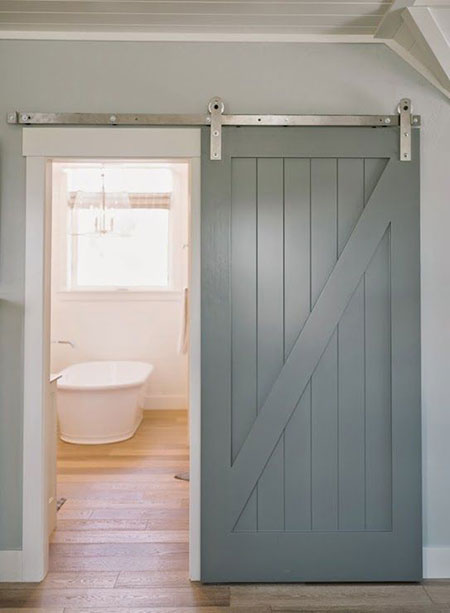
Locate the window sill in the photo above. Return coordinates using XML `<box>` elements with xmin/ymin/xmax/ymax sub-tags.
<box><xmin>55</xmin><ymin>289</ymin><xmax>183</xmax><ymax>302</ymax></box>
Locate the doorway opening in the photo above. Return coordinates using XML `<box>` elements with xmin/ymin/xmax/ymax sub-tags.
<box><xmin>21</xmin><ymin>128</ymin><xmax>200</xmax><ymax>583</ymax></box>
<box><xmin>47</xmin><ymin>158</ymin><xmax>192</xmax><ymax>577</ymax></box>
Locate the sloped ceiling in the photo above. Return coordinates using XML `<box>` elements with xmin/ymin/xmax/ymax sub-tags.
<box><xmin>0</xmin><ymin>1</ymin><xmax>448</xmax><ymax>98</ymax></box>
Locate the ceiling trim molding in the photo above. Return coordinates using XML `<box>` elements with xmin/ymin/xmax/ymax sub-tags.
<box><xmin>0</xmin><ymin>31</ymin><xmax>377</xmax><ymax>43</ymax></box>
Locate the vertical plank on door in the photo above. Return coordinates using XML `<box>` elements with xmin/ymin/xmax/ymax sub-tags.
<box><xmin>365</xmin><ymin>229</ymin><xmax>392</xmax><ymax>531</ymax></box>
<box><xmin>311</xmin><ymin>331</ymin><xmax>338</xmax><ymax>531</ymax></box>
<box><xmin>311</xmin><ymin>159</ymin><xmax>337</xmax><ymax>306</ymax></box>
<box><xmin>231</xmin><ymin>158</ymin><xmax>257</xmax><ymax>462</ymax></box>
<box><xmin>258</xmin><ymin>436</ymin><xmax>284</xmax><ymax>531</ymax></box>
<box><xmin>338</xmin><ymin>280</ymin><xmax>366</xmax><ymax>530</ymax></box>
<box><xmin>284</xmin><ymin>158</ymin><xmax>312</xmax><ymax>531</ymax></box>
<box><xmin>285</xmin><ymin>386</ymin><xmax>312</xmax><ymax>531</ymax></box>
<box><xmin>337</xmin><ymin>159</ymin><xmax>366</xmax><ymax>530</ymax></box>
<box><xmin>231</xmin><ymin>158</ymin><xmax>258</xmax><ymax>532</ymax></box>
<box><xmin>311</xmin><ymin>158</ymin><xmax>338</xmax><ymax>531</ymax></box>
<box><xmin>338</xmin><ymin>159</ymin><xmax>364</xmax><ymax>256</ymax></box>
<box><xmin>284</xmin><ymin>158</ymin><xmax>311</xmax><ymax>356</ymax></box>
<box><xmin>257</xmin><ymin>158</ymin><xmax>284</xmax><ymax>531</ymax></box>
<box><xmin>364</xmin><ymin>158</ymin><xmax>388</xmax><ymax>205</ymax></box>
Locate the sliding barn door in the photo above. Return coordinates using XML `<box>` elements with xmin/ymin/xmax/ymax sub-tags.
<box><xmin>201</xmin><ymin>127</ymin><xmax>421</xmax><ymax>582</ymax></box>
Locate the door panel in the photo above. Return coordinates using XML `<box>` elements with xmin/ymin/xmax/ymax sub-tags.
<box><xmin>201</xmin><ymin>127</ymin><xmax>421</xmax><ymax>582</ymax></box>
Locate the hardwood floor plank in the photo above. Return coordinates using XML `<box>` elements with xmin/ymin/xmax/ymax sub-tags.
<box><xmin>0</xmin><ymin>573</ymin><xmax>118</xmax><ymax>590</ymax></box>
<box><xmin>0</xmin><ymin>586</ymin><xmax>230</xmax><ymax>608</ymax></box>
<box><xmin>50</xmin><ymin>530</ymin><xmax>189</xmax><ymax>544</ymax></box>
<box><xmin>50</xmin><ymin>542</ymin><xmax>188</xmax><ymax>556</ymax></box>
<box><xmin>48</xmin><ymin>553</ymin><xmax>189</xmax><ymax>572</ymax></box>
<box><xmin>272</xmin><ymin>604</ymin><xmax>450</xmax><ymax>613</ymax></box>
<box><xmin>56</xmin><ymin>519</ymin><xmax>148</xmax><ymax>531</ymax></box>
<box><xmin>116</xmin><ymin>570</ymin><xmax>192</xmax><ymax>588</ymax></box>
<box><xmin>424</xmin><ymin>581</ymin><xmax>450</xmax><ymax>604</ymax></box>
<box><xmin>0</xmin><ymin>609</ymin><xmax>64</xmax><ymax>613</ymax></box>
<box><xmin>145</xmin><ymin>518</ymin><xmax>188</xmax><ymax>530</ymax></box>
<box><xmin>62</xmin><ymin>608</ymin><xmax>268</xmax><ymax>613</ymax></box>
<box><xmin>43</xmin><ymin>572</ymin><xmax>119</xmax><ymax>589</ymax></box>
<box><xmin>58</xmin><ymin>473</ymin><xmax>185</xmax><ymax>483</ymax></box>
<box><xmin>58</xmin><ymin>466</ymin><xmax>185</xmax><ymax>475</ymax></box>
<box><xmin>56</xmin><ymin>510</ymin><xmax>93</xmax><ymax>520</ymax></box>
<box><xmin>57</xmin><ymin>480</ymin><xmax>188</xmax><ymax>489</ymax></box>
<box><xmin>61</xmin><ymin>499</ymin><xmax>189</xmax><ymax>509</ymax></box>
<box><xmin>231</xmin><ymin>584</ymin><xmax>433</xmax><ymax>608</ymax></box>
<box><xmin>89</xmin><ymin>508</ymin><xmax>187</xmax><ymax>521</ymax></box>
<box><xmin>57</xmin><ymin>460</ymin><xmax>189</xmax><ymax>469</ymax></box>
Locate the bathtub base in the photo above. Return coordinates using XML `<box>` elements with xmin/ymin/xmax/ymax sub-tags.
<box><xmin>56</xmin><ymin>361</ymin><xmax>153</xmax><ymax>446</ymax></box>
<box><xmin>60</xmin><ymin>415</ymin><xmax>143</xmax><ymax>445</ymax></box>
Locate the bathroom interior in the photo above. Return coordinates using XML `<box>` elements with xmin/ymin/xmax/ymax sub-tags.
<box><xmin>48</xmin><ymin>159</ymin><xmax>191</xmax><ymax>554</ymax></box>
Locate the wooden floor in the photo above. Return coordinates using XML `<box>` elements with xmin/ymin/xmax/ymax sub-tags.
<box><xmin>0</xmin><ymin>410</ymin><xmax>449</xmax><ymax>612</ymax></box>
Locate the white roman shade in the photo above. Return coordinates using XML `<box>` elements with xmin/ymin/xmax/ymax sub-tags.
<box><xmin>68</xmin><ymin>191</ymin><xmax>171</xmax><ymax>209</ymax></box>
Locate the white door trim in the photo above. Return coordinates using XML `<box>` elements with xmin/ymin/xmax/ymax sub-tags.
<box><xmin>20</xmin><ymin>127</ymin><xmax>201</xmax><ymax>582</ymax></box>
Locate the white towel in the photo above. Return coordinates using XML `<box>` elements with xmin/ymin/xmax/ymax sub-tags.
<box><xmin>178</xmin><ymin>287</ymin><xmax>189</xmax><ymax>354</ymax></box>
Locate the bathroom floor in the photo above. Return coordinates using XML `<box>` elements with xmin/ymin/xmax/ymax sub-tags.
<box><xmin>0</xmin><ymin>410</ymin><xmax>448</xmax><ymax>611</ymax></box>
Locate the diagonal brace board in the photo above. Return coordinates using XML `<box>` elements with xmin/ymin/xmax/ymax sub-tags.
<box><xmin>229</xmin><ymin>159</ymin><xmax>400</xmax><ymax>529</ymax></box>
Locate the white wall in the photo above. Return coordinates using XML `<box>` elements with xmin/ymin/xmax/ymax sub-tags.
<box><xmin>0</xmin><ymin>41</ymin><xmax>449</xmax><ymax>570</ymax></box>
<box><xmin>50</xmin><ymin>165</ymin><xmax>189</xmax><ymax>410</ymax></box>
<box><xmin>51</xmin><ymin>297</ymin><xmax>188</xmax><ymax>409</ymax></box>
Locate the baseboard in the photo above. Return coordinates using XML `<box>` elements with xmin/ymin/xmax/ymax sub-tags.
<box><xmin>143</xmin><ymin>394</ymin><xmax>187</xmax><ymax>410</ymax></box>
<box><xmin>0</xmin><ymin>550</ymin><xmax>22</xmax><ymax>581</ymax></box>
<box><xmin>423</xmin><ymin>547</ymin><xmax>450</xmax><ymax>579</ymax></box>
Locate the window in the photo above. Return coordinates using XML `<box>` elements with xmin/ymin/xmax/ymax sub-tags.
<box><xmin>54</xmin><ymin>161</ymin><xmax>187</xmax><ymax>292</ymax></box>
<box><xmin>72</xmin><ymin>208</ymin><xmax>170</xmax><ymax>288</ymax></box>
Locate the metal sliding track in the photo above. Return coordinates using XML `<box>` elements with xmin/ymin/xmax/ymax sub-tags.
<box><xmin>7</xmin><ymin>97</ymin><xmax>420</xmax><ymax>161</ymax></box>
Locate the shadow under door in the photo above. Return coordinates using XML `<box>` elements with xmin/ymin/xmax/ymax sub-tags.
<box><xmin>201</xmin><ymin>126</ymin><xmax>421</xmax><ymax>582</ymax></box>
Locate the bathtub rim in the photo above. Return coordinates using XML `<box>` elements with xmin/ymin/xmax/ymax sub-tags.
<box><xmin>57</xmin><ymin>360</ymin><xmax>154</xmax><ymax>392</ymax></box>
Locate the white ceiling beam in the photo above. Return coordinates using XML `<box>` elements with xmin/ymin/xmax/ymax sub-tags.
<box><xmin>375</xmin><ymin>0</ymin><xmax>416</xmax><ymax>39</ymax></box>
<box><xmin>403</xmin><ymin>6</ymin><xmax>450</xmax><ymax>80</ymax></box>
<box><xmin>384</xmin><ymin>37</ymin><xmax>450</xmax><ymax>98</ymax></box>
<box><xmin>374</xmin><ymin>0</ymin><xmax>450</xmax><ymax>99</ymax></box>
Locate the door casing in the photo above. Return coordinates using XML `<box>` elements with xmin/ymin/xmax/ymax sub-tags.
<box><xmin>18</xmin><ymin>127</ymin><xmax>201</xmax><ymax>582</ymax></box>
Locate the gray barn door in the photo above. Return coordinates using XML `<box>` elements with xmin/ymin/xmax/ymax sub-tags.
<box><xmin>201</xmin><ymin>127</ymin><xmax>421</xmax><ymax>582</ymax></box>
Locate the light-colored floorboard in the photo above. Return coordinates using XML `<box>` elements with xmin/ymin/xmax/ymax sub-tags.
<box><xmin>231</xmin><ymin>584</ymin><xmax>432</xmax><ymax>606</ymax></box>
<box><xmin>424</xmin><ymin>581</ymin><xmax>450</xmax><ymax>605</ymax></box>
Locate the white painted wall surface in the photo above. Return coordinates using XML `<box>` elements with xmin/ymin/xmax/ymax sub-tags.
<box><xmin>0</xmin><ymin>41</ymin><xmax>449</xmax><ymax>575</ymax></box>
<box><xmin>50</xmin><ymin>296</ymin><xmax>188</xmax><ymax>409</ymax></box>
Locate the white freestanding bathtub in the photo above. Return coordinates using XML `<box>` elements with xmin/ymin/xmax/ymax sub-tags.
<box><xmin>57</xmin><ymin>361</ymin><xmax>153</xmax><ymax>444</ymax></box>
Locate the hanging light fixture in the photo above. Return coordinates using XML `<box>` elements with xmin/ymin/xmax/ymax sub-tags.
<box><xmin>69</xmin><ymin>165</ymin><xmax>130</xmax><ymax>236</ymax></box>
